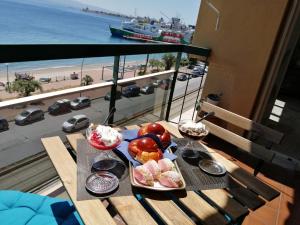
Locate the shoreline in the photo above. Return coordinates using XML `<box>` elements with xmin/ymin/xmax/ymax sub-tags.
<box><xmin>0</xmin><ymin>60</ymin><xmax>143</xmax><ymax>83</ymax></box>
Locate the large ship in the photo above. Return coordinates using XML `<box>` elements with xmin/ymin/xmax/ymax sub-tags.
<box><xmin>109</xmin><ymin>18</ymin><xmax>194</xmax><ymax>44</ymax></box>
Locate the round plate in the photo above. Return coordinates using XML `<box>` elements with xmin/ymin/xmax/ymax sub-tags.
<box><xmin>198</xmin><ymin>159</ymin><xmax>226</xmax><ymax>175</ymax></box>
<box><xmin>85</xmin><ymin>171</ymin><xmax>119</xmax><ymax>195</ymax></box>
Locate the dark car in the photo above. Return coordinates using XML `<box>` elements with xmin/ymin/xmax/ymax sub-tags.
<box><xmin>177</xmin><ymin>74</ymin><xmax>191</xmax><ymax>81</ymax></box>
<box><xmin>39</xmin><ymin>77</ymin><xmax>51</xmax><ymax>83</ymax></box>
<box><xmin>0</xmin><ymin>117</ymin><xmax>8</xmax><ymax>131</ymax></box>
<box><xmin>15</xmin><ymin>108</ymin><xmax>44</xmax><ymax>125</ymax></box>
<box><xmin>70</xmin><ymin>97</ymin><xmax>91</xmax><ymax>110</ymax></box>
<box><xmin>192</xmin><ymin>66</ymin><xmax>205</xmax><ymax>76</ymax></box>
<box><xmin>187</xmin><ymin>64</ymin><xmax>195</xmax><ymax>69</ymax></box>
<box><xmin>159</xmin><ymin>79</ymin><xmax>170</xmax><ymax>90</ymax></box>
<box><xmin>104</xmin><ymin>91</ymin><xmax>122</xmax><ymax>101</ymax></box>
<box><xmin>48</xmin><ymin>99</ymin><xmax>71</xmax><ymax>115</ymax></box>
<box><xmin>140</xmin><ymin>84</ymin><xmax>155</xmax><ymax>95</ymax></box>
<box><xmin>122</xmin><ymin>85</ymin><xmax>140</xmax><ymax>97</ymax></box>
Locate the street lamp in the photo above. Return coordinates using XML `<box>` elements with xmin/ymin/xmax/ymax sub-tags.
<box><xmin>5</xmin><ymin>63</ymin><xmax>9</xmax><ymax>89</ymax></box>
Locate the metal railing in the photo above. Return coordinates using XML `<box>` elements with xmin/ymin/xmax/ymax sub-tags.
<box><xmin>0</xmin><ymin>44</ymin><xmax>211</xmax><ymax>123</ymax></box>
<box><xmin>0</xmin><ymin>43</ymin><xmax>210</xmax><ymax>191</ymax></box>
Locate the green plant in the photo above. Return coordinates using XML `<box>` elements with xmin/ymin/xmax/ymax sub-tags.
<box><xmin>82</xmin><ymin>75</ymin><xmax>93</xmax><ymax>86</ymax></box>
<box><xmin>8</xmin><ymin>79</ymin><xmax>42</xmax><ymax>97</ymax></box>
<box><xmin>180</xmin><ymin>57</ymin><xmax>189</xmax><ymax>66</ymax></box>
<box><xmin>162</xmin><ymin>53</ymin><xmax>176</xmax><ymax>70</ymax></box>
<box><xmin>149</xmin><ymin>59</ymin><xmax>164</xmax><ymax>72</ymax></box>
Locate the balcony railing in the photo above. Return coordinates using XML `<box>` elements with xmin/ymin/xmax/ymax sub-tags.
<box><xmin>0</xmin><ymin>43</ymin><xmax>210</xmax><ymax>191</ymax></box>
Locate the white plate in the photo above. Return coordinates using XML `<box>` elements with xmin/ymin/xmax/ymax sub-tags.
<box><xmin>129</xmin><ymin>148</ymin><xmax>186</xmax><ymax>191</ymax></box>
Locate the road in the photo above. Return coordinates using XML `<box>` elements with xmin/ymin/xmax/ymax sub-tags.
<box><xmin>0</xmin><ymin>75</ymin><xmax>205</xmax><ymax>168</ymax></box>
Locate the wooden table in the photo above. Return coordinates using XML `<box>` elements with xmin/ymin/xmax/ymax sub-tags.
<box><xmin>41</xmin><ymin>121</ymin><xmax>280</xmax><ymax>225</ymax></box>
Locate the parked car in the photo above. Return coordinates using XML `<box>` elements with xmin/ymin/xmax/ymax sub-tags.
<box><xmin>159</xmin><ymin>79</ymin><xmax>170</xmax><ymax>90</ymax></box>
<box><xmin>70</xmin><ymin>97</ymin><xmax>91</xmax><ymax>110</ymax></box>
<box><xmin>39</xmin><ymin>77</ymin><xmax>51</xmax><ymax>83</ymax></box>
<box><xmin>104</xmin><ymin>91</ymin><xmax>122</xmax><ymax>101</ymax></box>
<box><xmin>140</xmin><ymin>84</ymin><xmax>155</xmax><ymax>95</ymax></box>
<box><xmin>122</xmin><ymin>85</ymin><xmax>140</xmax><ymax>97</ymax></box>
<box><xmin>15</xmin><ymin>108</ymin><xmax>44</xmax><ymax>125</ymax></box>
<box><xmin>187</xmin><ymin>64</ymin><xmax>195</xmax><ymax>69</ymax></box>
<box><xmin>62</xmin><ymin>115</ymin><xmax>90</xmax><ymax>133</ymax></box>
<box><xmin>0</xmin><ymin>81</ymin><xmax>5</xmax><ymax>87</ymax></box>
<box><xmin>152</xmin><ymin>79</ymin><xmax>162</xmax><ymax>88</ymax></box>
<box><xmin>177</xmin><ymin>74</ymin><xmax>191</xmax><ymax>81</ymax></box>
<box><xmin>192</xmin><ymin>67</ymin><xmax>205</xmax><ymax>76</ymax></box>
<box><xmin>0</xmin><ymin>117</ymin><xmax>8</xmax><ymax>131</ymax></box>
<box><xmin>48</xmin><ymin>99</ymin><xmax>71</xmax><ymax>115</ymax></box>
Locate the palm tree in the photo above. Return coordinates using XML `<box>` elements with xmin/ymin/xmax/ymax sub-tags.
<box><xmin>162</xmin><ymin>53</ymin><xmax>176</xmax><ymax>70</ymax></box>
<box><xmin>149</xmin><ymin>59</ymin><xmax>164</xmax><ymax>72</ymax></box>
<box><xmin>180</xmin><ymin>57</ymin><xmax>189</xmax><ymax>67</ymax></box>
<box><xmin>82</xmin><ymin>75</ymin><xmax>93</xmax><ymax>86</ymax></box>
<box><xmin>8</xmin><ymin>79</ymin><xmax>42</xmax><ymax>97</ymax></box>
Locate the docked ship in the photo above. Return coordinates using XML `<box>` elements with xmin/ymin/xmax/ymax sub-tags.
<box><xmin>109</xmin><ymin>17</ymin><xmax>194</xmax><ymax>44</ymax></box>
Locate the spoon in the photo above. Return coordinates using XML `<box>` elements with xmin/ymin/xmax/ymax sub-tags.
<box><xmin>102</xmin><ymin>107</ymin><xmax>116</xmax><ymax>125</ymax></box>
<box><xmin>196</xmin><ymin>111</ymin><xmax>215</xmax><ymax>123</ymax></box>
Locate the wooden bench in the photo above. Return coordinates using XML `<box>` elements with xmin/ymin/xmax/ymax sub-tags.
<box><xmin>198</xmin><ymin>101</ymin><xmax>284</xmax><ymax>173</ymax></box>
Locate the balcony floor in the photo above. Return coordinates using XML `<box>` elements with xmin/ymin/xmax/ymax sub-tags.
<box><xmin>205</xmin><ymin>136</ymin><xmax>300</xmax><ymax>225</ymax></box>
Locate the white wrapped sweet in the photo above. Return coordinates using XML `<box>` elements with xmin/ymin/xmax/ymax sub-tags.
<box><xmin>95</xmin><ymin>125</ymin><xmax>122</xmax><ymax>146</ymax></box>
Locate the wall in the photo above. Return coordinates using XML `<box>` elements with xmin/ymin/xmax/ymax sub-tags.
<box><xmin>193</xmin><ymin>0</ymin><xmax>289</xmax><ymax>119</ymax></box>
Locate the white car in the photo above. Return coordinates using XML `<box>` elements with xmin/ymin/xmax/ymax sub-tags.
<box><xmin>62</xmin><ymin>114</ymin><xmax>90</xmax><ymax>132</ymax></box>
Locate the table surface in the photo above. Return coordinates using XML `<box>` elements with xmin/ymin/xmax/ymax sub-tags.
<box><xmin>41</xmin><ymin>121</ymin><xmax>280</xmax><ymax>225</ymax></box>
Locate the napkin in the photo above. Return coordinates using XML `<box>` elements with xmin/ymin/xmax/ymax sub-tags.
<box><xmin>115</xmin><ymin>129</ymin><xmax>177</xmax><ymax>167</ymax></box>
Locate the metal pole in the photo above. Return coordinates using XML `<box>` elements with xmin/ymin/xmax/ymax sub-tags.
<box><xmin>145</xmin><ymin>54</ymin><xmax>149</xmax><ymax>73</ymax></box>
<box><xmin>80</xmin><ymin>58</ymin><xmax>84</xmax><ymax>86</ymax></box>
<box><xmin>122</xmin><ymin>55</ymin><xmax>126</xmax><ymax>78</ymax></box>
<box><xmin>101</xmin><ymin>66</ymin><xmax>104</xmax><ymax>80</ymax></box>
<box><xmin>178</xmin><ymin>73</ymin><xmax>191</xmax><ymax>122</ymax></box>
<box><xmin>165</xmin><ymin>52</ymin><xmax>182</xmax><ymax>121</ymax></box>
<box><xmin>108</xmin><ymin>56</ymin><xmax>120</xmax><ymax>125</ymax></box>
<box><xmin>192</xmin><ymin>56</ymin><xmax>208</xmax><ymax>120</ymax></box>
<box><xmin>5</xmin><ymin>63</ymin><xmax>9</xmax><ymax>89</ymax></box>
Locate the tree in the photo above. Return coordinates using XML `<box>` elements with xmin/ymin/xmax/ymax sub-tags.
<box><xmin>8</xmin><ymin>79</ymin><xmax>42</xmax><ymax>97</ymax></box>
<box><xmin>137</xmin><ymin>65</ymin><xmax>146</xmax><ymax>76</ymax></box>
<box><xmin>149</xmin><ymin>59</ymin><xmax>164</xmax><ymax>72</ymax></box>
<box><xmin>162</xmin><ymin>53</ymin><xmax>176</xmax><ymax>70</ymax></box>
<box><xmin>82</xmin><ymin>75</ymin><xmax>93</xmax><ymax>86</ymax></box>
<box><xmin>180</xmin><ymin>57</ymin><xmax>189</xmax><ymax>67</ymax></box>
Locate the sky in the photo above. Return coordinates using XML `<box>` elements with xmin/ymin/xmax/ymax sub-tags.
<box><xmin>14</xmin><ymin>0</ymin><xmax>201</xmax><ymax>25</ymax></box>
<box><xmin>73</xmin><ymin>0</ymin><xmax>201</xmax><ymax>25</ymax></box>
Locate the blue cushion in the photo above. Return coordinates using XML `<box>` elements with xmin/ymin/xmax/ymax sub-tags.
<box><xmin>0</xmin><ymin>191</ymin><xmax>84</xmax><ymax>225</ymax></box>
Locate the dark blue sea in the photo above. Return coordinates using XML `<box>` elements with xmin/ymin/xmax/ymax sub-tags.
<box><xmin>0</xmin><ymin>0</ymin><xmax>155</xmax><ymax>73</ymax></box>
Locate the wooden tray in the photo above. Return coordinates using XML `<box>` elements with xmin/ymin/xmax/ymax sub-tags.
<box><xmin>129</xmin><ymin>149</ymin><xmax>186</xmax><ymax>191</ymax></box>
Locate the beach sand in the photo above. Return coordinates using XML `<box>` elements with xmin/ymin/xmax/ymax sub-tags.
<box><xmin>0</xmin><ymin>60</ymin><xmax>143</xmax><ymax>101</ymax></box>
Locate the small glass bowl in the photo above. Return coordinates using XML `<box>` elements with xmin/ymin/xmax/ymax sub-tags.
<box><xmin>178</xmin><ymin>119</ymin><xmax>209</xmax><ymax>139</ymax></box>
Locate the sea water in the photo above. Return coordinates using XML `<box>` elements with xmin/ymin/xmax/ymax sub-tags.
<box><xmin>0</xmin><ymin>0</ymin><xmax>160</xmax><ymax>76</ymax></box>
